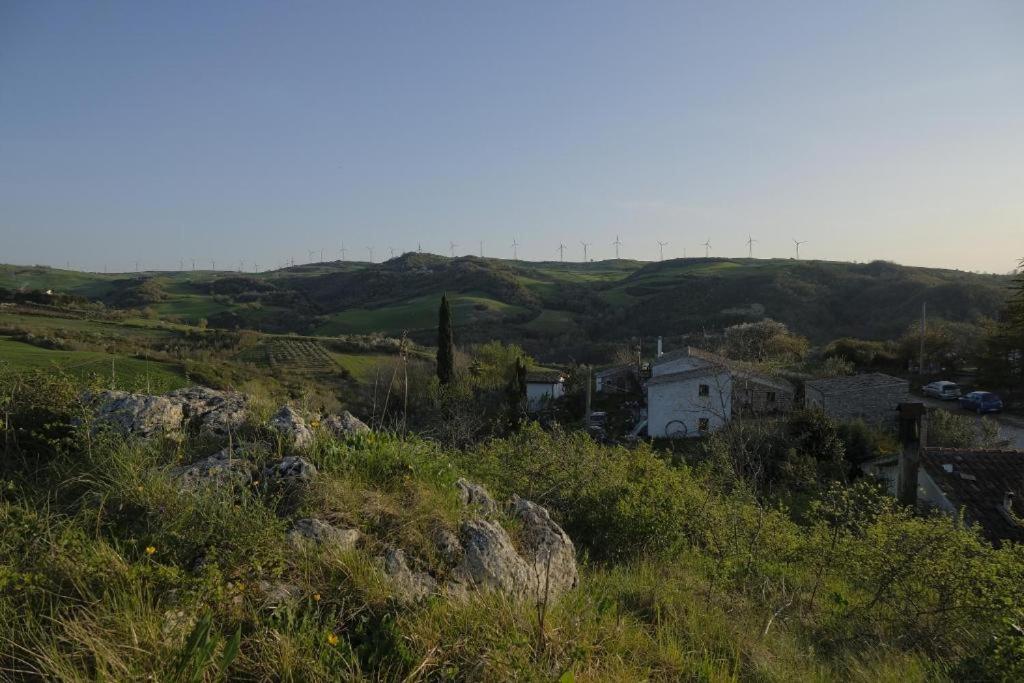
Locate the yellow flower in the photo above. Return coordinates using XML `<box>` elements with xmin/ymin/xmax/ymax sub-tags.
<box><xmin>145</xmin><ymin>546</ymin><xmax>156</xmax><ymax>556</ymax></box>
<box><xmin>326</xmin><ymin>632</ymin><xmax>339</xmax><ymax>646</ymax></box>
<box><xmin>313</xmin><ymin>593</ymin><xmax>321</xmax><ymax>602</ymax></box>
<box><xmin>310</xmin><ymin>418</ymin><xmax>321</xmax><ymax>429</ymax></box>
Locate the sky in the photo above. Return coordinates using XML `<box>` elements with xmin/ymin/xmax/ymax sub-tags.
<box><xmin>1</xmin><ymin>1</ymin><xmax>1022</xmax><ymax>273</ymax></box>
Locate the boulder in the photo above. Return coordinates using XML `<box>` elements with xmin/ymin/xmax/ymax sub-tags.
<box><xmin>453</xmin><ymin>519</ymin><xmax>533</xmax><ymax>598</ymax></box>
<box><xmin>455</xmin><ymin>478</ymin><xmax>498</xmax><ymax>515</ymax></box>
<box><xmin>323</xmin><ymin>411</ymin><xmax>371</xmax><ymax>436</ymax></box>
<box><xmin>287</xmin><ymin>518</ymin><xmax>360</xmax><ymax>551</ymax></box>
<box><xmin>166</xmin><ymin>386</ymin><xmax>249</xmax><ymax>435</ymax></box>
<box><xmin>509</xmin><ymin>496</ymin><xmax>579</xmax><ymax>599</ymax></box>
<box><xmin>256</xmin><ymin>580</ymin><xmax>301</xmax><ymax>611</ymax></box>
<box><xmin>170</xmin><ymin>449</ymin><xmax>254</xmax><ymax>491</ymax></box>
<box><xmin>88</xmin><ymin>391</ymin><xmax>184</xmax><ymax>439</ymax></box>
<box><xmin>432</xmin><ymin>526</ymin><xmax>463</xmax><ymax>566</ymax></box>
<box><xmin>269</xmin><ymin>405</ymin><xmax>314</xmax><ymax>449</ymax></box>
<box><xmin>263</xmin><ymin>456</ymin><xmax>318</xmax><ymax>485</ymax></box>
<box><xmin>381</xmin><ymin>548</ymin><xmax>438</xmax><ymax>603</ymax></box>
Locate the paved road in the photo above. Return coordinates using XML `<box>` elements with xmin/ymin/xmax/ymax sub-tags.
<box><xmin>918</xmin><ymin>395</ymin><xmax>1024</xmax><ymax>448</ymax></box>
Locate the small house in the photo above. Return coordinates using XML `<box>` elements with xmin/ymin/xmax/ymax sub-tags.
<box><xmin>646</xmin><ymin>348</ymin><xmax>732</xmax><ymax>438</ymax></box>
<box><xmin>525</xmin><ymin>370</ymin><xmax>566</xmax><ymax>412</ymax></box>
<box><xmin>595</xmin><ymin>365</ymin><xmax>635</xmax><ymax>394</ymax></box>
<box><xmin>804</xmin><ymin>373</ymin><xmax>909</xmax><ymax>427</ymax></box>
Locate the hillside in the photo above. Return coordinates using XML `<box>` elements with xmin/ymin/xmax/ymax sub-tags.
<box><xmin>2</xmin><ymin>257</ymin><xmax>1011</xmax><ymax>360</ymax></box>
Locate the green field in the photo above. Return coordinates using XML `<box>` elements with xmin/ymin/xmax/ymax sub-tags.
<box><xmin>0</xmin><ymin>336</ymin><xmax>187</xmax><ymax>391</ymax></box>
<box><xmin>329</xmin><ymin>352</ymin><xmax>399</xmax><ymax>382</ymax></box>
<box><xmin>315</xmin><ymin>292</ymin><xmax>527</xmax><ymax>336</ymax></box>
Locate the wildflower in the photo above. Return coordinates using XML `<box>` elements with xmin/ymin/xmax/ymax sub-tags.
<box><xmin>313</xmin><ymin>593</ymin><xmax>321</xmax><ymax>602</ymax></box>
<box><xmin>310</xmin><ymin>418</ymin><xmax>321</xmax><ymax>429</ymax></box>
<box><xmin>145</xmin><ymin>546</ymin><xmax>156</xmax><ymax>556</ymax></box>
<box><xmin>326</xmin><ymin>632</ymin><xmax>339</xmax><ymax>646</ymax></box>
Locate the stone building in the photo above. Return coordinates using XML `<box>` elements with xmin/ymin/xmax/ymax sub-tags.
<box><xmin>804</xmin><ymin>373</ymin><xmax>909</xmax><ymax>428</ymax></box>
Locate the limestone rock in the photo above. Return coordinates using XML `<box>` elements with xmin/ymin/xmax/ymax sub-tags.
<box><xmin>269</xmin><ymin>405</ymin><xmax>314</xmax><ymax>449</ymax></box>
<box><xmin>432</xmin><ymin>526</ymin><xmax>463</xmax><ymax>566</ymax></box>
<box><xmin>381</xmin><ymin>548</ymin><xmax>438</xmax><ymax>603</ymax></box>
<box><xmin>257</xmin><ymin>580</ymin><xmax>301</xmax><ymax>610</ymax></box>
<box><xmin>166</xmin><ymin>386</ymin><xmax>249</xmax><ymax>435</ymax></box>
<box><xmin>88</xmin><ymin>391</ymin><xmax>185</xmax><ymax>439</ymax></box>
<box><xmin>170</xmin><ymin>449</ymin><xmax>254</xmax><ymax>491</ymax></box>
<box><xmin>263</xmin><ymin>456</ymin><xmax>318</xmax><ymax>485</ymax></box>
<box><xmin>510</xmin><ymin>496</ymin><xmax>579</xmax><ymax>599</ymax></box>
<box><xmin>453</xmin><ymin>519</ymin><xmax>532</xmax><ymax>598</ymax></box>
<box><xmin>455</xmin><ymin>478</ymin><xmax>498</xmax><ymax>515</ymax></box>
<box><xmin>288</xmin><ymin>518</ymin><xmax>360</xmax><ymax>551</ymax></box>
<box><xmin>323</xmin><ymin>411</ymin><xmax>371</xmax><ymax>436</ymax></box>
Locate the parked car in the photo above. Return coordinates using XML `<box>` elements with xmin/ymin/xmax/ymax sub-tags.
<box><xmin>923</xmin><ymin>381</ymin><xmax>962</xmax><ymax>400</ymax></box>
<box><xmin>958</xmin><ymin>391</ymin><xmax>1004</xmax><ymax>414</ymax></box>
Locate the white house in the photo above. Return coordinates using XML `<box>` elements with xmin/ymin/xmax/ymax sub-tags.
<box><xmin>525</xmin><ymin>370</ymin><xmax>566</xmax><ymax>412</ymax></box>
<box><xmin>646</xmin><ymin>349</ymin><xmax>732</xmax><ymax>438</ymax></box>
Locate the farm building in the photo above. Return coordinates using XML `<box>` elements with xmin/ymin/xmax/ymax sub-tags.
<box><xmin>863</xmin><ymin>447</ymin><xmax>1024</xmax><ymax>546</ymax></box>
<box><xmin>525</xmin><ymin>370</ymin><xmax>565</xmax><ymax>411</ymax></box>
<box><xmin>646</xmin><ymin>348</ymin><xmax>732</xmax><ymax>438</ymax></box>
<box><xmin>804</xmin><ymin>373</ymin><xmax>909</xmax><ymax>427</ymax></box>
<box><xmin>732</xmin><ymin>371</ymin><xmax>795</xmax><ymax>416</ymax></box>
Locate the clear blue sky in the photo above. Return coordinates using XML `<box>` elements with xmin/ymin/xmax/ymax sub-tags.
<box><xmin>2</xmin><ymin>1</ymin><xmax>1022</xmax><ymax>273</ymax></box>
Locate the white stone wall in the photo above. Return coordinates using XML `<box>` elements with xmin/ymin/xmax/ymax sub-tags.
<box><xmin>647</xmin><ymin>372</ymin><xmax>732</xmax><ymax>438</ymax></box>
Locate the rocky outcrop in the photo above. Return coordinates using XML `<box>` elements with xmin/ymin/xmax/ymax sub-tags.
<box><xmin>509</xmin><ymin>495</ymin><xmax>579</xmax><ymax>599</ymax></box>
<box><xmin>455</xmin><ymin>478</ymin><xmax>498</xmax><ymax>515</ymax></box>
<box><xmin>445</xmin><ymin>479</ymin><xmax>579</xmax><ymax>602</ymax></box>
<box><xmin>323</xmin><ymin>411</ymin><xmax>370</xmax><ymax>436</ymax></box>
<box><xmin>263</xmin><ymin>456</ymin><xmax>318</xmax><ymax>485</ymax></box>
<box><xmin>288</xmin><ymin>518</ymin><xmax>360</xmax><ymax>551</ymax></box>
<box><xmin>381</xmin><ymin>548</ymin><xmax>438</xmax><ymax>603</ymax></box>
<box><xmin>269</xmin><ymin>406</ymin><xmax>314</xmax><ymax>449</ymax></box>
<box><xmin>166</xmin><ymin>386</ymin><xmax>249</xmax><ymax>435</ymax></box>
<box><xmin>88</xmin><ymin>391</ymin><xmax>185</xmax><ymax>439</ymax></box>
<box><xmin>170</xmin><ymin>449</ymin><xmax>255</xmax><ymax>491</ymax></box>
<box><xmin>86</xmin><ymin>386</ymin><xmax>249</xmax><ymax>439</ymax></box>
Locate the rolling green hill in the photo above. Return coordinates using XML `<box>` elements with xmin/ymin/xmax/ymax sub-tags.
<box><xmin>2</xmin><ymin>256</ymin><xmax>1012</xmax><ymax>361</ymax></box>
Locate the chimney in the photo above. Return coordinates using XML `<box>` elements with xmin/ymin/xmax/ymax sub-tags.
<box><xmin>657</xmin><ymin>336</ymin><xmax>663</xmax><ymax>358</ymax></box>
<box><xmin>897</xmin><ymin>402</ymin><xmax>927</xmax><ymax>507</ymax></box>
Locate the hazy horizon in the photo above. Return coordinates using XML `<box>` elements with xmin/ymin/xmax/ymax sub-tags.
<box><xmin>2</xmin><ymin>1</ymin><xmax>1022</xmax><ymax>273</ymax></box>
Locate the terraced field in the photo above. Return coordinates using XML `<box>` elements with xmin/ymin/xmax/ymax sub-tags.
<box><xmin>238</xmin><ymin>337</ymin><xmax>338</xmax><ymax>374</ymax></box>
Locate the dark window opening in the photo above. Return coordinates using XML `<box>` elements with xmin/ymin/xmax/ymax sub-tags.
<box><xmin>698</xmin><ymin>384</ymin><xmax>710</xmax><ymax>397</ymax></box>
<box><xmin>767</xmin><ymin>391</ymin><xmax>777</xmax><ymax>402</ymax></box>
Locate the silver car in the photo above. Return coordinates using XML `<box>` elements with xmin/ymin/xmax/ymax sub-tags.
<box><xmin>923</xmin><ymin>381</ymin><xmax>961</xmax><ymax>400</ymax></box>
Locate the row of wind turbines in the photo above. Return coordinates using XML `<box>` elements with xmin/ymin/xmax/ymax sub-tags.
<box><xmin>96</xmin><ymin>236</ymin><xmax>808</xmax><ymax>275</ymax></box>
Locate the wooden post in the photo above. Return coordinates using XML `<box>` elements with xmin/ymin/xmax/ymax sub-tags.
<box><xmin>897</xmin><ymin>402</ymin><xmax>926</xmax><ymax>507</ymax></box>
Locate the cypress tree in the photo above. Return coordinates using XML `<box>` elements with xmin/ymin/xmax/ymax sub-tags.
<box><xmin>437</xmin><ymin>294</ymin><xmax>455</xmax><ymax>384</ymax></box>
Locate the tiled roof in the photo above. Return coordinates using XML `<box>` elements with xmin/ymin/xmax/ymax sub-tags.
<box><xmin>805</xmin><ymin>373</ymin><xmax>908</xmax><ymax>395</ymax></box>
<box><xmin>525</xmin><ymin>370</ymin><xmax>563</xmax><ymax>384</ymax></box>
<box><xmin>653</xmin><ymin>347</ymin><xmax>794</xmax><ymax>393</ymax></box>
<box><xmin>646</xmin><ymin>365</ymin><xmax>726</xmax><ymax>386</ymax></box>
<box><xmin>920</xmin><ymin>448</ymin><xmax>1024</xmax><ymax>545</ymax></box>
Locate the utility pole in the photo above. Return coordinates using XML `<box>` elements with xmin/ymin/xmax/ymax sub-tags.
<box><xmin>919</xmin><ymin>301</ymin><xmax>927</xmax><ymax>375</ymax></box>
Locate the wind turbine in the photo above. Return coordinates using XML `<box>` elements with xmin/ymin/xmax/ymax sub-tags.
<box><xmin>612</xmin><ymin>235</ymin><xmax>623</xmax><ymax>259</ymax></box>
<box><xmin>389</xmin><ymin>247</ymin><xmax>397</xmax><ymax>259</ymax></box>
<box><xmin>135</xmin><ymin>260</ymin><xmax>140</xmax><ymax>273</ymax></box>
<box><xmin>580</xmin><ymin>241</ymin><xmax>591</xmax><ymax>262</ymax></box>
<box><xmin>366</xmin><ymin>246</ymin><xmax>374</xmax><ymax>263</ymax></box>
<box><xmin>557</xmin><ymin>242</ymin><xmax>566</xmax><ymax>261</ymax></box>
<box><xmin>179</xmin><ymin>259</ymin><xmax>184</xmax><ymax>271</ymax></box>
<box><xmin>703</xmin><ymin>239</ymin><xmax>712</xmax><ymax>258</ymax></box>
<box><xmin>339</xmin><ymin>242</ymin><xmax>348</xmax><ymax>260</ymax></box>
<box><xmin>479</xmin><ymin>240</ymin><xmax>484</xmax><ymax>257</ymax></box>
<box><xmin>793</xmin><ymin>239</ymin><xmax>807</xmax><ymax>259</ymax></box>
<box><xmin>239</xmin><ymin>259</ymin><xmax>245</xmax><ymax>272</ymax></box>
<box><xmin>191</xmin><ymin>259</ymin><xmax>196</xmax><ymax>271</ymax></box>
<box><xmin>511</xmin><ymin>238</ymin><xmax>519</xmax><ymax>260</ymax></box>
<box><xmin>449</xmin><ymin>241</ymin><xmax>458</xmax><ymax>257</ymax></box>
<box><xmin>657</xmin><ymin>241</ymin><xmax>669</xmax><ymax>261</ymax></box>
<box><xmin>417</xmin><ymin>243</ymin><xmax>422</xmax><ymax>254</ymax></box>
<box><xmin>320</xmin><ymin>248</ymin><xmax>325</xmax><ymax>262</ymax></box>
<box><xmin>307</xmin><ymin>250</ymin><xmax>317</xmax><ymax>264</ymax></box>
<box><xmin>746</xmin><ymin>235</ymin><xmax>758</xmax><ymax>258</ymax></box>
<box><xmin>210</xmin><ymin>259</ymin><xmax>216</xmax><ymax>271</ymax></box>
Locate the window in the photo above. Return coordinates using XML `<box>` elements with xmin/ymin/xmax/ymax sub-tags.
<box><xmin>698</xmin><ymin>384</ymin><xmax>710</xmax><ymax>397</ymax></box>
<box><xmin>698</xmin><ymin>418</ymin><xmax>709</xmax><ymax>432</ymax></box>
<box><xmin>767</xmin><ymin>391</ymin><xmax>777</xmax><ymax>403</ymax></box>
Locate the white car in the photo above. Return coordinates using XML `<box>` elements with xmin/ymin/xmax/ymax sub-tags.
<box><xmin>922</xmin><ymin>380</ymin><xmax>962</xmax><ymax>400</ymax></box>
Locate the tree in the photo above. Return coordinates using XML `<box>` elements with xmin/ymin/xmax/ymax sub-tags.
<box><xmin>505</xmin><ymin>357</ymin><xmax>528</xmax><ymax>428</ymax></box>
<box><xmin>436</xmin><ymin>294</ymin><xmax>455</xmax><ymax>385</ymax></box>
<box><xmin>978</xmin><ymin>258</ymin><xmax>1024</xmax><ymax>399</ymax></box>
<box><xmin>722</xmin><ymin>319</ymin><xmax>808</xmax><ymax>363</ymax></box>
